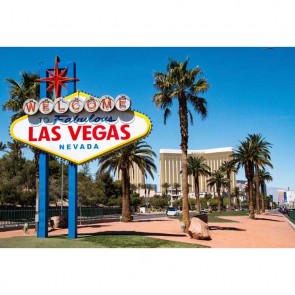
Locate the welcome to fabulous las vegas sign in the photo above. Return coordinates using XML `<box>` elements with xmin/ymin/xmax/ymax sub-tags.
<box><xmin>10</xmin><ymin>91</ymin><xmax>152</xmax><ymax>164</ymax></box>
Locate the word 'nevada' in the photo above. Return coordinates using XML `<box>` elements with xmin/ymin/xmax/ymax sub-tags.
<box><xmin>23</xmin><ymin>94</ymin><xmax>131</xmax><ymax>115</ymax></box>
<box><xmin>28</xmin><ymin>124</ymin><xmax>130</xmax><ymax>141</ymax></box>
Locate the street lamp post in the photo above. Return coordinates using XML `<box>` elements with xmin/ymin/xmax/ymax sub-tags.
<box><xmin>170</xmin><ymin>185</ymin><xmax>173</xmax><ymax>207</ymax></box>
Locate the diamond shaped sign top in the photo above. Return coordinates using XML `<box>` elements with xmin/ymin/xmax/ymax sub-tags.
<box><xmin>10</xmin><ymin>91</ymin><xmax>152</xmax><ymax>164</ymax></box>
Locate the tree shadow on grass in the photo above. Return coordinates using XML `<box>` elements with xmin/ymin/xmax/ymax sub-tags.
<box><xmin>209</xmin><ymin>226</ymin><xmax>246</xmax><ymax>231</ymax></box>
<box><xmin>77</xmin><ymin>224</ymin><xmax>112</xmax><ymax>229</ymax></box>
<box><xmin>54</xmin><ymin>230</ymin><xmax>187</xmax><ymax>239</ymax></box>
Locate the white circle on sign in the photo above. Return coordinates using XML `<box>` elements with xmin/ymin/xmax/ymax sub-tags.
<box><xmin>100</xmin><ymin>95</ymin><xmax>115</xmax><ymax>112</ymax></box>
<box><xmin>115</xmin><ymin>94</ymin><xmax>131</xmax><ymax>111</ymax></box>
<box><xmin>84</xmin><ymin>96</ymin><xmax>100</xmax><ymax>113</ymax></box>
<box><xmin>54</xmin><ymin>97</ymin><xmax>69</xmax><ymax>114</ymax></box>
<box><xmin>39</xmin><ymin>99</ymin><xmax>54</xmax><ymax>114</ymax></box>
<box><xmin>68</xmin><ymin>97</ymin><xmax>84</xmax><ymax>113</ymax></box>
<box><xmin>23</xmin><ymin>99</ymin><xmax>39</xmax><ymax>115</ymax></box>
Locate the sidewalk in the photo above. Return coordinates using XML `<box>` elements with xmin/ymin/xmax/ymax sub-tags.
<box><xmin>0</xmin><ymin>211</ymin><xmax>294</xmax><ymax>248</ymax></box>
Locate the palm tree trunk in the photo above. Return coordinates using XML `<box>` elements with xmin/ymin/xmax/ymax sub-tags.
<box><xmin>179</xmin><ymin>96</ymin><xmax>190</xmax><ymax>232</ymax></box>
<box><xmin>217</xmin><ymin>189</ymin><xmax>221</xmax><ymax>212</ymax></box>
<box><xmin>248</xmin><ymin>178</ymin><xmax>255</xmax><ymax>219</ymax></box>
<box><xmin>181</xmin><ymin>151</ymin><xmax>189</xmax><ymax>231</ymax></box>
<box><xmin>227</xmin><ymin>171</ymin><xmax>231</xmax><ymax>211</ymax></box>
<box><xmin>260</xmin><ymin>182</ymin><xmax>265</xmax><ymax>213</ymax></box>
<box><xmin>255</xmin><ymin>164</ymin><xmax>260</xmax><ymax>215</ymax></box>
<box><xmin>121</xmin><ymin>168</ymin><xmax>131</xmax><ymax>222</ymax></box>
<box><xmin>194</xmin><ymin>175</ymin><xmax>200</xmax><ymax>214</ymax></box>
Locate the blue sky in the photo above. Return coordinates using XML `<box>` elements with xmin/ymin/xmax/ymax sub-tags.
<box><xmin>0</xmin><ymin>47</ymin><xmax>294</xmax><ymax>190</ymax></box>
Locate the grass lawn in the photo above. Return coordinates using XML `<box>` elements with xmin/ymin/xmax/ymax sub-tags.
<box><xmin>0</xmin><ymin>235</ymin><xmax>209</xmax><ymax>248</ymax></box>
<box><xmin>168</xmin><ymin>210</ymin><xmax>249</xmax><ymax>223</ymax></box>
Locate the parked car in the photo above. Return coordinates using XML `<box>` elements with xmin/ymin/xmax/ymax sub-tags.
<box><xmin>166</xmin><ymin>207</ymin><xmax>180</xmax><ymax>216</ymax></box>
<box><xmin>281</xmin><ymin>208</ymin><xmax>289</xmax><ymax>214</ymax></box>
<box><xmin>200</xmin><ymin>209</ymin><xmax>209</xmax><ymax>214</ymax></box>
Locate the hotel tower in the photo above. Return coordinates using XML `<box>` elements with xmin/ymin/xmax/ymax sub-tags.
<box><xmin>159</xmin><ymin>147</ymin><xmax>236</xmax><ymax>198</ymax></box>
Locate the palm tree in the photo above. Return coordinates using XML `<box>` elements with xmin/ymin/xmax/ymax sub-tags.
<box><xmin>161</xmin><ymin>182</ymin><xmax>170</xmax><ymax>197</ymax></box>
<box><xmin>207</xmin><ymin>169</ymin><xmax>229</xmax><ymax>212</ymax></box>
<box><xmin>7</xmin><ymin>140</ymin><xmax>26</xmax><ymax>159</ymax></box>
<box><xmin>232</xmin><ymin>186</ymin><xmax>242</xmax><ymax>209</ymax></box>
<box><xmin>137</xmin><ymin>183</ymin><xmax>142</xmax><ymax>194</ymax></box>
<box><xmin>173</xmin><ymin>183</ymin><xmax>181</xmax><ymax>198</ymax></box>
<box><xmin>130</xmin><ymin>184</ymin><xmax>138</xmax><ymax>194</ymax></box>
<box><xmin>153</xmin><ymin>58</ymin><xmax>209</xmax><ymax>231</ymax></box>
<box><xmin>247</xmin><ymin>134</ymin><xmax>273</xmax><ymax>215</ymax></box>
<box><xmin>232</xmin><ymin>139</ymin><xmax>256</xmax><ymax>218</ymax></box>
<box><xmin>3</xmin><ymin>72</ymin><xmax>39</xmax><ymax>121</ymax></box>
<box><xmin>0</xmin><ymin>142</ymin><xmax>7</xmax><ymax>153</ymax></box>
<box><xmin>3</xmin><ymin>72</ymin><xmax>40</xmax><ymax>225</ymax></box>
<box><xmin>145</xmin><ymin>183</ymin><xmax>154</xmax><ymax>211</ymax></box>
<box><xmin>220</xmin><ymin>160</ymin><xmax>237</xmax><ymax>211</ymax></box>
<box><xmin>186</xmin><ymin>156</ymin><xmax>211</xmax><ymax>213</ymax></box>
<box><xmin>98</xmin><ymin>140</ymin><xmax>157</xmax><ymax>222</ymax></box>
<box><xmin>258</xmin><ymin>169</ymin><xmax>273</xmax><ymax>213</ymax></box>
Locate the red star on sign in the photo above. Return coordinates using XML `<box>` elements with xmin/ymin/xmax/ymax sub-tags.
<box><xmin>37</xmin><ymin>56</ymin><xmax>79</xmax><ymax>98</ymax></box>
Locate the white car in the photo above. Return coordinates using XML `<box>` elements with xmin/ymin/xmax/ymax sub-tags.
<box><xmin>166</xmin><ymin>207</ymin><xmax>180</xmax><ymax>216</ymax></box>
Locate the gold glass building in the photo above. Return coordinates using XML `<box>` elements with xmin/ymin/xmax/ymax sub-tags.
<box><xmin>159</xmin><ymin>147</ymin><xmax>236</xmax><ymax>197</ymax></box>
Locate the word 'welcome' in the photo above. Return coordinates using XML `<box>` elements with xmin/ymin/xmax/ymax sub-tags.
<box><xmin>23</xmin><ymin>94</ymin><xmax>131</xmax><ymax>115</ymax></box>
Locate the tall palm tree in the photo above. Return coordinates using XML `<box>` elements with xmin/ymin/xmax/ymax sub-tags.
<box><xmin>98</xmin><ymin>140</ymin><xmax>157</xmax><ymax>222</ymax></box>
<box><xmin>153</xmin><ymin>58</ymin><xmax>209</xmax><ymax>231</ymax></box>
<box><xmin>3</xmin><ymin>72</ymin><xmax>40</xmax><ymax>226</ymax></box>
<box><xmin>232</xmin><ymin>139</ymin><xmax>256</xmax><ymax>218</ymax></box>
<box><xmin>220</xmin><ymin>160</ymin><xmax>237</xmax><ymax>211</ymax></box>
<box><xmin>161</xmin><ymin>182</ymin><xmax>170</xmax><ymax>197</ymax></box>
<box><xmin>247</xmin><ymin>134</ymin><xmax>273</xmax><ymax>215</ymax></box>
<box><xmin>186</xmin><ymin>156</ymin><xmax>211</xmax><ymax>213</ymax></box>
<box><xmin>207</xmin><ymin>169</ymin><xmax>229</xmax><ymax>212</ymax></box>
<box><xmin>258</xmin><ymin>169</ymin><xmax>273</xmax><ymax>213</ymax></box>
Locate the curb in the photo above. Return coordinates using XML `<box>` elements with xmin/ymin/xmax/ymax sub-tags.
<box><xmin>280</xmin><ymin>214</ymin><xmax>295</xmax><ymax>232</ymax></box>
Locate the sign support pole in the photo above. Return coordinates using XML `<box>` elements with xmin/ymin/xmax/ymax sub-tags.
<box><xmin>38</xmin><ymin>152</ymin><xmax>49</xmax><ymax>238</ymax></box>
<box><xmin>68</xmin><ymin>163</ymin><xmax>78</xmax><ymax>238</ymax></box>
<box><xmin>37</xmin><ymin>64</ymin><xmax>49</xmax><ymax>238</ymax></box>
<box><xmin>66</xmin><ymin>62</ymin><xmax>78</xmax><ymax>239</ymax></box>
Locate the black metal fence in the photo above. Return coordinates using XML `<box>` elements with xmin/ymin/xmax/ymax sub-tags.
<box><xmin>0</xmin><ymin>206</ymin><xmax>121</xmax><ymax>229</ymax></box>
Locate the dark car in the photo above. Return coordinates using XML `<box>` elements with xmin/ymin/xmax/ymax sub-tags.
<box><xmin>281</xmin><ymin>208</ymin><xmax>289</xmax><ymax>214</ymax></box>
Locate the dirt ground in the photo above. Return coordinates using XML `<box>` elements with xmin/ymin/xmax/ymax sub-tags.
<box><xmin>1</xmin><ymin>211</ymin><xmax>294</xmax><ymax>248</ymax></box>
